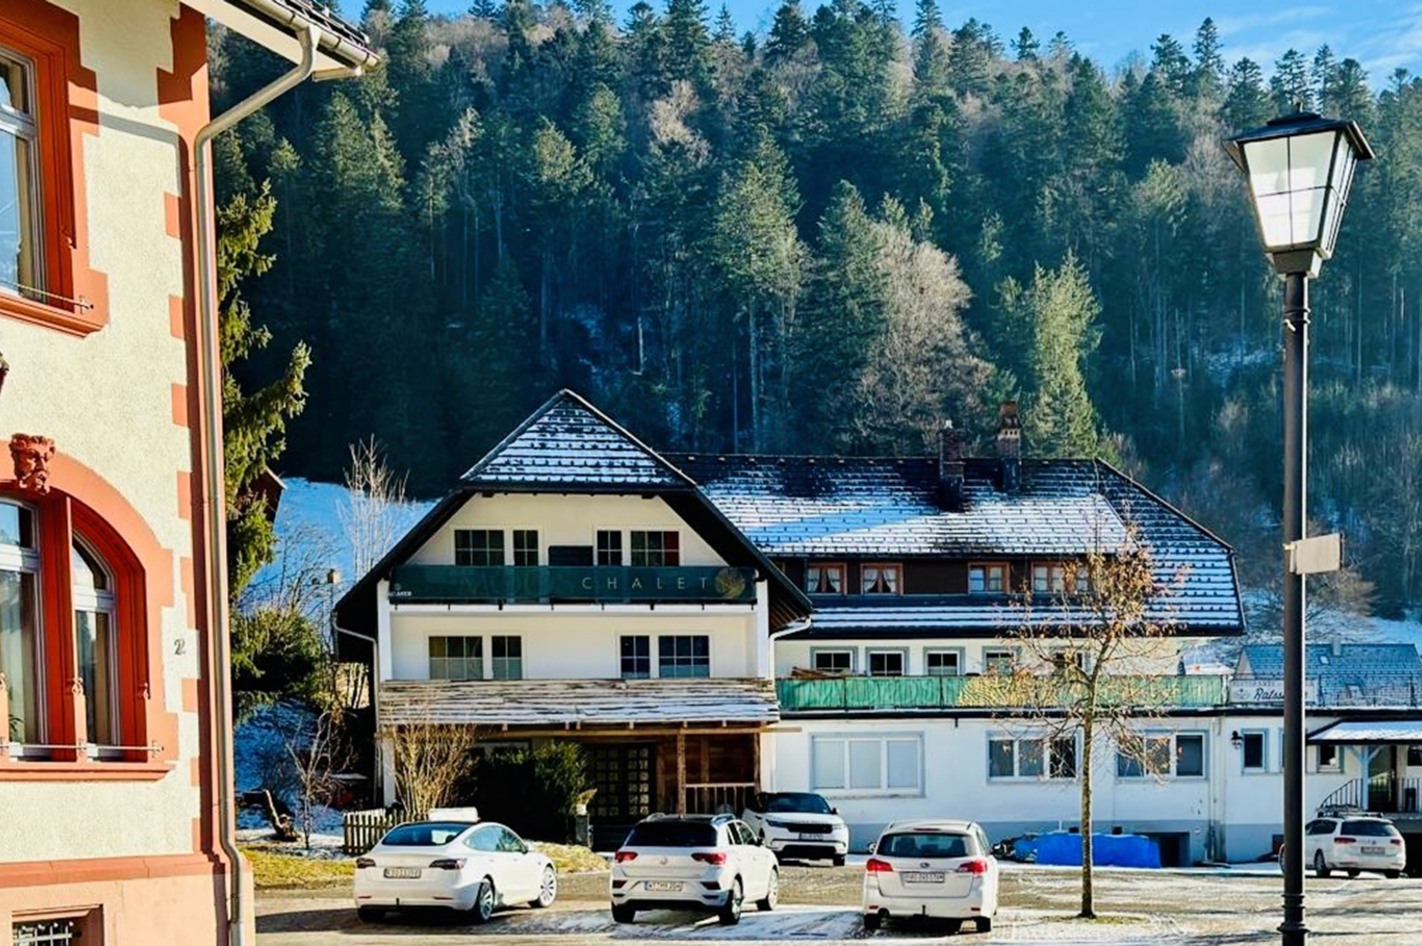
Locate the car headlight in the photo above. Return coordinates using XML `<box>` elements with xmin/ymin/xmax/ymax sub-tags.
<box><xmin>765</xmin><ymin>820</ymin><xmax>793</xmax><ymax>830</ymax></box>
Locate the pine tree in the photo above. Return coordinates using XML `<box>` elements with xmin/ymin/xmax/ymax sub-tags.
<box><xmin>1223</xmin><ymin>57</ymin><xmax>1270</xmax><ymax>132</ymax></box>
<box><xmin>1190</xmin><ymin>18</ymin><xmax>1223</xmax><ymax>101</ymax></box>
<box><xmin>1150</xmin><ymin>33</ymin><xmax>1190</xmax><ymax>95</ymax></box>
<box><xmin>713</xmin><ymin>4</ymin><xmax>736</xmax><ymax>45</ymax></box>
<box><xmin>947</xmin><ymin>19</ymin><xmax>993</xmax><ymax>97</ymax></box>
<box><xmin>1312</xmin><ymin>45</ymin><xmax>1339</xmax><ymax>110</ymax></box>
<box><xmin>911</xmin><ymin>0</ymin><xmax>942</xmax><ymax>38</ymax></box>
<box><xmin>469</xmin><ymin>0</ymin><xmax>498</xmax><ymax>18</ymax></box>
<box><xmin>1020</xmin><ymin>253</ymin><xmax>1104</xmax><ymax>457</ymax></box>
<box><xmin>572</xmin><ymin>0</ymin><xmax>611</xmax><ymax>24</ymax></box>
<box><xmin>663</xmin><ymin>0</ymin><xmax>712</xmax><ymax>86</ymax></box>
<box><xmin>1013</xmin><ymin>26</ymin><xmax>1039</xmax><ymax>61</ymax></box>
<box><xmin>1271</xmin><ymin>48</ymin><xmax>1312</xmax><ymax>112</ymax></box>
<box><xmin>218</xmin><ymin>183</ymin><xmax>310</xmax><ymax>600</ymax></box>
<box><xmin>765</xmin><ymin>0</ymin><xmax>809</xmax><ymax>64</ymax></box>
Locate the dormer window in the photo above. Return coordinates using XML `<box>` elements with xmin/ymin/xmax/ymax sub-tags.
<box><xmin>861</xmin><ymin>564</ymin><xmax>901</xmax><ymax>595</ymax></box>
<box><xmin>968</xmin><ymin>563</ymin><xmax>1006</xmax><ymax>594</ymax></box>
<box><xmin>806</xmin><ymin>563</ymin><xmax>845</xmax><ymax>595</ymax></box>
<box><xmin>1032</xmin><ymin>562</ymin><xmax>1092</xmax><ymax>595</ymax></box>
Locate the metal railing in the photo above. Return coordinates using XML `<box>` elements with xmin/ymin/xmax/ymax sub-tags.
<box><xmin>389</xmin><ymin>564</ymin><xmax>758</xmax><ymax>604</ymax></box>
<box><xmin>1318</xmin><ymin>774</ymin><xmax>1422</xmax><ymax>815</ymax></box>
<box><xmin>776</xmin><ymin>674</ymin><xmax>1228</xmax><ymax>712</ymax></box>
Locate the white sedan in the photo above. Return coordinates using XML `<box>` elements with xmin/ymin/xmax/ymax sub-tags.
<box><xmin>863</xmin><ymin>819</ymin><xmax>999</xmax><ymax>933</ymax></box>
<box><xmin>354</xmin><ymin>811</ymin><xmax>557</xmax><ymax>923</ymax></box>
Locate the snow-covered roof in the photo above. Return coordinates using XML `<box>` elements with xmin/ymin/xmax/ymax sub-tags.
<box><xmin>1239</xmin><ymin>644</ymin><xmax>1422</xmax><ymax>706</ymax></box>
<box><xmin>463</xmin><ymin>390</ymin><xmax>692</xmax><ymax>490</ymax></box>
<box><xmin>805</xmin><ymin>596</ymin><xmax>1236</xmax><ymax>637</ymax></box>
<box><xmin>672</xmin><ymin>455</ymin><xmax>1244</xmax><ymax>636</ymax></box>
<box><xmin>378</xmin><ymin>678</ymin><xmax>780</xmax><ymax>728</ymax></box>
<box><xmin>1310</xmin><ymin>719</ymin><xmax>1422</xmax><ymax>744</ymax></box>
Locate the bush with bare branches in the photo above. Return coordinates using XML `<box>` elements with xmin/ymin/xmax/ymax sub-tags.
<box><xmin>390</xmin><ymin>724</ymin><xmax>481</xmax><ymax>817</ymax></box>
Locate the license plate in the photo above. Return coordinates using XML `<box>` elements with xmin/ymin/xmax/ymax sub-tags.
<box><xmin>798</xmin><ymin>834</ymin><xmax>825</xmax><ymax>841</ymax></box>
<box><xmin>645</xmin><ymin>881</ymin><xmax>683</xmax><ymax>892</ymax></box>
<box><xmin>383</xmin><ymin>867</ymin><xmax>421</xmax><ymax>879</ymax></box>
<box><xmin>1362</xmin><ymin>847</ymin><xmax>1387</xmax><ymax>855</ymax></box>
<box><xmin>902</xmin><ymin>871</ymin><xmax>945</xmax><ymax>884</ymax></box>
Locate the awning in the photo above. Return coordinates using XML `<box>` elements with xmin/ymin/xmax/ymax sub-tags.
<box><xmin>379</xmin><ymin>678</ymin><xmax>780</xmax><ymax>729</ymax></box>
<box><xmin>1309</xmin><ymin>720</ymin><xmax>1422</xmax><ymax>744</ymax></box>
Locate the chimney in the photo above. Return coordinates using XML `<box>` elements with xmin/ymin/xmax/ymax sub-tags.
<box><xmin>938</xmin><ymin>420</ymin><xmax>965</xmax><ymax>511</ymax></box>
<box><xmin>997</xmin><ymin>401</ymin><xmax>1022</xmax><ymax>492</ymax></box>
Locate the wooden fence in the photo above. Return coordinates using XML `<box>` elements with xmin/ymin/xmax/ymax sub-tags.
<box><xmin>342</xmin><ymin>808</ymin><xmax>425</xmax><ymax>856</ymax></box>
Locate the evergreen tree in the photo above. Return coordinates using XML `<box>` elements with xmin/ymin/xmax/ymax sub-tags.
<box><xmin>947</xmin><ymin>19</ymin><xmax>993</xmax><ymax>97</ymax></box>
<box><xmin>1013</xmin><ymin>26</ymin><xmax>1039</xmax><ymax>61</ymax></box>
<box><xmin>1190</xmin><ymin>18</ymin><xmax>1223</xmax><ymax>101</ymax></box>
<box><xmin>911</xmin><ymin>0</ymin><xmax>942</xmax><ymax>38</ymax></box>
<box><xmin>1149</xmin><ymin>33</ymin><xmax>1190</xmax><ymax>95</ymax></box>
<box><xmin>1312</xmin><ymin>45</ymin><xmax>1339</xmax><ymax>110</ymax></box>
<box><xmin>663</xmin><ymin>0</ymin><xmax>713</xmax><ymax>86</ymax></box>
<box><xmin>1271</xmin><ymin>48</ymin><xmax>1312</xmax><ymax>112</ymax></box>
<box><xmin>470</xmin><ymin>0</ymin><xmax>498</xmax><ymax>18</ymax></box>
<box><xmin>1020</xmin><ymin>253</ymin><xmax>1104</xmax><ymax>457</ymax></box>
<box><xmin>1223</xmin><ymin>57</ymin><xmax>1270</xmax><ymax>132</ymax></box>
<box><xmin>765</xmin><ymin>0</ymin><xmax>809</xmax><ymax>64</ymax></box>
<box><xmin>713</xmin><ymin>4</ymin><xmax>737</xmax><ymax>44</ymax></box>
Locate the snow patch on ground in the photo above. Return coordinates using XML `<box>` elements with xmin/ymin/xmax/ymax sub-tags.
<box><xmin>234</xmin><ymin>703</ymin><xmax>345</xmax><ymax>835</ymax></box>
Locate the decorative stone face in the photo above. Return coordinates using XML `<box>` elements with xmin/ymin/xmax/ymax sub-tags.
<box><xmin>10</xmin><ymin>434</ymin><xmax>56</xmax><ymax>494</ymax></box>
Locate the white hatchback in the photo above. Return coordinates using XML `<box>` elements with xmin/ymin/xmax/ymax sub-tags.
<box><xmin>1306</xmin><ymin>814</ymin><xmax>1407</xmax><ymax>878</ymax></box>
<box><xmin>610</xmin><ymin>814</ymin><xmax>779</xmax><ymax>925</ymax></box>
<box><xmin>863</xmin><ymin>820</ymin><xmax>999</xmax><ymax>933</ymax></box>
<box><xmin>353</xmin><ymin>815</ymin><xmax>557</xmax><ymax>923</ymax></box>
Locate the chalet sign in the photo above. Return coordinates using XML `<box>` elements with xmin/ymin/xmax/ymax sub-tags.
<box><xmin>389</xmin><ymin>564</ymin><xmax>758</xmax><ymax>604</ymax></box>
<box><xmin>1228</xmin><ymin>678</ymin><xmax>1319</xmax><ymax>704</ymax></box>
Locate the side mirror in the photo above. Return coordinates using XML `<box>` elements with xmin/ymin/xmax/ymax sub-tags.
<box><xmin>866</xmin><ymin>841</ymin><xmax>877</xmax><ymax>855</ymax></box>
<box><xmin>831</xmin><ymin>808</ymin><xmax>840</xmax><ymax>816</ymax></box>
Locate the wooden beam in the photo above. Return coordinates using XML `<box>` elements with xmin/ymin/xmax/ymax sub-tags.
<box><xmin>677</xmin><ymin>731</ymin><xmax>687</xmax><ymax>815</ymax></box>
<box><xmin>752</xmin><ymin>731</ymin><xmax>761</xmax><ymax>792</ymax></box>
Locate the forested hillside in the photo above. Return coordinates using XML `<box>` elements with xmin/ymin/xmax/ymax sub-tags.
<box><xmin>210</xmin><ymin>0</ymin><xmax>1422</xmax><ymax>619</ymax></box>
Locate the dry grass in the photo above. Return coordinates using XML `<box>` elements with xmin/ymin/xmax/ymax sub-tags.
<box><xmin>242</xmin><ymin>847</ymin><xmax>354</xmax><ymax>889</ymax></box>
<box><xmin>533</xmin><ymin>842</ymin><xmax>607</xmax><ymax>874</ymax></box>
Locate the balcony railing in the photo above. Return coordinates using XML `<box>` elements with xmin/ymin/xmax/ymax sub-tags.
<box><xmin>389</xmin><ymin>564</ymin><xmax>759</xmax><ymax>604</ymax></box>
<box><xmin>776</xmin><ymin>674</ymin><xmax>1228</xmax><ymax>712</ymax></box>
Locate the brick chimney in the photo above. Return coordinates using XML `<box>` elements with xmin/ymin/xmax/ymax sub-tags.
<box><xmin>997</xmin><ymin>401</ymin><xmax>1022</xmax><ymax>492</ymax></box>
<box><xmin>938</xmin><ymin>420</ymin><xmax>965</xmax><ymax>511</ymax></box>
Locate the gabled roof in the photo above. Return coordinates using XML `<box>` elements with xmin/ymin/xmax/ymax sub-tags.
<box><xmin>463</xmin><ymin>390</ymin><xmax>694</xmax><ymax>490</ymax></box>
<box><xmin>672</xmin><ymin>455</ymin><xmax>1244</xmax><ymax>637</ymax></box>
<box><xmin>1239</xmin><ymin>644</ymin><xmax>1422</xmax><ymax>706</ymax></box>
<box><xmin>333</xmin><ymin>391</ymin><xmax>811</xmax><ymax>645</ymax></box>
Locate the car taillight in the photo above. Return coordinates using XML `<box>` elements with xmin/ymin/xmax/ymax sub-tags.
<box><xmin>1392</xmin><ymin>839</ymin><xmax>1404</xmax><ymax>846</ymax></box>
<box><xmin>429</xmin><ymin>858</ymin><xmax>466</xmax><ymax>870</ymax></box>
<box><xmin>615</xmin><ymin>850</ymin><xmax>638</xmax><ymax>863</ymax></box>
<box><xmin>865</xmin><ymin>858</ymin><xmax>894</xmax><ymax>873</ymax></box>
<box><xmin>692</xmin><ymin>852</ymin><xmax>728</xmax><ymax>865</ymax></box>
<box><xmin>355</xmin><ymin>857</ymin><xmax>375</xmax><ymax>869</ymax></box>
<box><xmin>1335</xmin><ymin>837</ymin><xmax>1356</xmax><ymax>844</ymax></box>
<box><xmin>956</xmin><ymin>859</ymin><xmax>988</xmax><ymax>874</ymax></box>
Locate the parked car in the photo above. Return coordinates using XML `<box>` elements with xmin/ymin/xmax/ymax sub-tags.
<box><xmin>610</xmin><ymin>814</ymin><xmax>779</xmax><ymax>925</ymax></box>
<box><xmin>863</xmin><ymin>820</ymin><xmax>999</xmax><ymax>933</ymax></box>
<box><xmin>1306</xmin><ymin>813</ymin><xmax>1406</xmax><ymax>878</ymax></box>
<box><xmin>353</xmin><ymin>809</ymin><xmax>557</xmax><ymax>923</ymax></box>
<box><xmin>741</xmin><ymin>792</ymin><xmax>850</xmax><ymax>866</ymax></box>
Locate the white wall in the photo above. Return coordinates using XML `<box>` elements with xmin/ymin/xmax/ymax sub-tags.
<box><xmin>409</xmin><ymin>493</ymin><xmax>727</xmax><ymax>567</ymax></box>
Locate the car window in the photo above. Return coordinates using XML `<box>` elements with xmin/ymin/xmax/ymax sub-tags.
<box><xmin>465</xmin><ymin>825</ymin><xmax>501</xmax><ymax>852</ymax></box>
<box><xmin>625</xmin><ymin>821</ymin><xmax>719</xmax><ymax>847</ymax></box>
<box><xmin>974</xmin><ymin>826</ymin><xmax>991</xmax><ymax>855</ymax></box>
<box><xmin>727</xmin><ymin>822</ymin><xmax>750</xmax><ymax>845</ymax></box>
<box><xmin>879</xmin><ymin>832</ymin><xmax>970</xmax><ymax>859</ymax></box>
<box><xmin>763</xmin><ymin>793</ymin><xmax>832</xmax><ymax>814</ymax></box>
<box><xmin>1341</xmin><ymin>820</ymin><xmax>1399</xmax><ymax>837</ymax></box>
<box><xmin>382</xmin><ymin>822</ymin><xmax>473</xmax><ymax>846</ymax></box>
<box><xmin>498</xmin><ymin>827</ymin><xmax>528</xmax><ymax>853</ymax></box>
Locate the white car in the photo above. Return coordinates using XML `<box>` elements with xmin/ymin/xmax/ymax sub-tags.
<box><xmin>353</xmin><ymin>810</ymin><xmax>557</xmax><ymax>923</ymax></box>
<box><xmin>1306</xmin><ymin>813</ymin><xmax>1406</xmax><ymax>878</ymax></box>
<box><xmin>742</xmin><ymin>792</ymin><xmax>849</xmax><ymax>866</ymax></box>
<box><xmin>610</xmin><ymin>814</ymin><xmax>779</xmax><ymax>925</ymax></box>
<box><xmin>863</xmin><ymin>819</ymin><xmax>999</xmax><ymax>933</ymax></box>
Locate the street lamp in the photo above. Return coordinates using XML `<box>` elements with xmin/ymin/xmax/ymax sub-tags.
<box><xmin>1225</xmin><ymin>110</ymin><xmax>1373</xmax><ymax>946</ymax></box>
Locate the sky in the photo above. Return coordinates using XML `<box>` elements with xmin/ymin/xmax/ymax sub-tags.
<box><xmin>421</xmin><ymin>0</ymin><xmax>1422</xmax><ymax>84</ymax></box>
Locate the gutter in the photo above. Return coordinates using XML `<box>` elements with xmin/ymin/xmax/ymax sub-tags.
<box><xmin>231</xmin><ymin>0</ymin><xmax>379</xmax><ymax>74</ymax></box>
<box><xmin>191</xmin><ymin>22</ymin><xmax>350</xmax><ymax>946</ymax></box>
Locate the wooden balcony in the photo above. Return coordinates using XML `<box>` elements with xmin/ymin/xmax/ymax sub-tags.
<box><xmin>388</xmin><ymin>564</ymin><xmax>758</xmax><ymax>605</ymax></box>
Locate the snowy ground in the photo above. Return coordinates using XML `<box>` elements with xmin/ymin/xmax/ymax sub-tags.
<box><xmin>256</xmin><ymin>862</ymin><xmax>1422</xmax><ymax>944</ymax></box>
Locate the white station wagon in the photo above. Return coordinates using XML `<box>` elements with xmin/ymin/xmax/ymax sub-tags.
<box><xmin>863</xmin><ymin>819</ymin><xmax>999</xmax><ymax>933</ymax></box>
<box><xmin>353</xmin><ymin>809</ymin><xmax>557</xmax><ymax>923</ymax></box>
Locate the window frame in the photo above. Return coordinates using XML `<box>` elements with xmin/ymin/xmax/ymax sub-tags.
<box><xmin>987</xmin><ymin>732</ymin><xmax>1079</xmax><ymax>781</ymax></box>
<box><xmin>809</xmin><ymin>647</ymin><xmax>855</xmax><ymax>675</ymax></box>
<box><xmin>491</xmin><ymin>635</ymin><xmax>523</xmax><ymax>680</ymax></box>
<box><xmin>0</xmin><ymin>48</ymin><xmax>43</xmax><ymax>302</ymax></box>
<box><xmin>967</xmin><ymin>562</ymin><xmax>1007</xmax><ymax>595</ymax></box>
<box><xmin>1115</xmin><ymin>730</ymin><xmax>1209</xmax><ymax>780</ymax></box>
<box><xmin>657</xmin><ymin>634</ymin><xmax>709</xmax><ymax>679</ymax></box>
<box><xmin>860</xmin><ymin>562</ymin><xmax>903</xmax><ymax>596</ymax></box>
<box><xmin>924</xmin><ymin>648</ymin><xmax>963</xmax><ymax>677</ymax></box>
<box><xmin>70</xmin><ymin>536</ymin><xmax>118</xmax><ymax>751</ymax></box>
<box><xmin>865</xmin><ymin>647</ymin><xmax>907</xmax><ymax>678</ymax></box>
<box><xmin>595</xmin><ymin>529</ymin><xmax>623</xmax><ymax>567</ymax></box>
<box><xmin>511</xmin><ymin>528</ymin><xmax>539</xmax><ymax>567</ymax></box>
<box><xmin>1241</xmin><ymin>729</ymin><xmax>1268</xmax><ymax>773</ymax></box>
<box><xmin>630</xmin><ymin>530</ymin><xmax>680</xmax><ymax>567</ymax></box>
<box><xmin>805</xmin><ymin>562</ymin><xmax>846</xmax><ymax>596</ymax></box>
<box><xmin>810</xmin><ymin>732</ymin><xmax>923</xmax><ymax>796</ymax></box>
<box><xmin>454</xmin><ymin>528</ymin><xmax>505</xmax><ymax>567</ymax></box>
<box><xmin>619</xmin><ymin>634</ymin><xmax>650</xmax><ymax>679</ymax></box>
<box><xmin>427</xmin><ymin>634</ymin><xmax>484</xmax><ymax>680</ymax></box>
<box><xmin>982</xmin><ymin>647</ymin><xmax>1016</xmax><ymax>675</ymax></box>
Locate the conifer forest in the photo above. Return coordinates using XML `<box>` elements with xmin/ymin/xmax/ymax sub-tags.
<box><xmin>211</xmin><ymin>1</ymin><xmax>1422</xmax><ymax>619</ymax></box>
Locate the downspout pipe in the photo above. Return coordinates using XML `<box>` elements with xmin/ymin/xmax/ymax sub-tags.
<box><xmin>193</xmin><ymin>23</ymin><xmax>316</xmax><ymax>946</ymax></box>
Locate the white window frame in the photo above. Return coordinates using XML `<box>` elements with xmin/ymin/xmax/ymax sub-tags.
<box><xmin>987</xmin><ymin>732</ymin><xmax>1079</xmax><ymax>781</ymax></box>
<box><xmin>427</xmin><ymin>634</ymin><xmax>485</xmax><ymax>680</ymax></box>
<box><xmin>1116</xmin><ymin>730</ymin><xmax>1209</xmax><ymax>780</ymax></box>
<box><xmin>1316</xmin><ymin>742</ymin><xmax>1343</xmax><ymax>773</ymax></box>
<box><xmin>510</xmin><ymin>527</ymin><xmax>541</xmax><ymax>567</ymax></box>
<box><xmin>454</xmin><ymin>528</ymin><xmax>505</xmax><ymax>567</ymax></box>
<box><xmin>924</xmin><ymin>648</ymin><xmax>963</xmax><ymax>677</ymax></box>
<box><xmin>595</xmin><ymin>527</ymin><xmax>624</xmax><ymax>566</ymax></box>
<box><xmin>71</xmin><ymin>536</ymin><xmax>118</xmax><ymax>750</ymax></box>
<box><xmin>0</xmin><ymin>48</ymin><xmax>44</xmax><ymax>299</ymax></box>
<box><xmin>0</xmin><ymin>497</ymin><xmax>44</xmax><ymax>753</ymax></box>
<box><xmin>865</xmin><ymin>647</ymin><xmax>907</xmax><ymax>677</ymax></box>
<box><xmin>809</xmin><ymin>647</ymin><xmax>856</xmax><ymax>675</ymax></box>
<box><xmin>982</xmin><ymin>647</ymin><xmax>1016</xmax><ymax>675</ymax></box>
<box><xmin>657</xmin><ymin>634</ymin><xmax>710</xmax><ymax>678</ymax></box>
<box><xmin>619</xmin><ymin>634</ymin><xmax>651</xmax><ymax>679</ymax></box>
<box><xmin>810</xmin><ymin>733</ymin><xmax>924</xmax><ymax>796</ymax></box>
<box><xmin>490</xmin><ymin>634</ymin><xmax>523</xmax><ymax>680</ymax></box>
<box><xmin>1241</xmin><ymin>729</ymin><xmax>1268</xmax><ymax>773</ymax></box>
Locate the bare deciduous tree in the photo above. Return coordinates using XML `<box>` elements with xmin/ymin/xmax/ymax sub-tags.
<box><xmin>390</xmin><ymin>724</ymin><xmax>481</xmax><ymax>817</ymax></box>
<box><xmin>982</xmin><ymin>523</ymin><xmax>1186</xmax><ymax>919</ymax></box>
<box><xmin>271</xmin><ymin>704</ymin><xmax>353</xmax><ymax>849</ymax></box>
<box><xmin>340</xmin><ymin>437</ymin><xmax>414</xmax><ymax>582</ymax></box>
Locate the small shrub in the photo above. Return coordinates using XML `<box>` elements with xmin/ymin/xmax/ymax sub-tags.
<box><xmin>473</xmin><ymin>742</ymin><xmax>590</xmax><ymax>842</ymax></box>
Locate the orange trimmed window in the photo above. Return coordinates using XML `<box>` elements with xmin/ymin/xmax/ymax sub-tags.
<box><xmin>0</xmin><ymin>9</ymin><xmax>103</xmax><ymax>334</ymax></box>
<box><xmin>0</xmin><ymin>493</ymin><xmax>151</xmax><ymax>763</ymax></box>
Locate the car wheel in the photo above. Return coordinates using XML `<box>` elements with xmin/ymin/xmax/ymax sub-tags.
<box><xmin>534</xmin><ymin>866</ymin><xmax>557</xmax><ymax>908</ymax></box>
<box><xmin>833</xmin><ymin>855</ymin><xmax>846</xmax><ymax>867</ymax></box>
<box><xmin>944</xmin><ymin>919</ymin><xmax>962</xmax><ymax>934</ymax></box>
<box><xmin>976</xmin><ymin>916</ymin><xmax>993</xmax><ymax>933</ymax></box>
<box><xmin>718</xmin><ymin>877</ymin><xmax>744</xmax><ymax>926</ymax></box>
<box><xmin>1386</xmin><ymin>870</ymin><xmax>1402</xmax><ymax>879</ymax></box>
<box><xmin>470</xmin><ymin>877</ymin><xmax>496</xmax><ymax>924</ymax></box>
<box><xmin>356</xmin><ymin>906</ymin><xmax>383</xmax><ymax>923</ymax></box>
<box><xmin>1347</xmin><ymin>869</ymin><xmax>1361</xmax><ymax>879</ymax></box>
<box><xmin>1314</xmin><ymin>850</ymin><xmax>1331</xmax><ymax>878</ymax></box>
<box><xmin>611</xmin><ymin>904</ymin><xmax>636</xmax><ymax>924</ymax></box>
<box><xmin>756</xmin><ymin>868</ymin><xmax>779</xmax><ymax>911</ymax></box>
<box><xmin>863</xmin><ymin>912</ymin><xmax>882</xmax><ymax>931</ymax></box>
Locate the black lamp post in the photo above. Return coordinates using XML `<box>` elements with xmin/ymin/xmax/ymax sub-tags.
<box><xmin>1225</xmin><ymin>110</ymin><xmax>1373</xmax><ymax>946</ymax></box>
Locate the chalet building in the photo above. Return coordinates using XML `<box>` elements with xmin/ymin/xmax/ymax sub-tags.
<box><xmin>0</xmin><ymin>1</ymin><xmax>373</xmax><ymax>943</ymax></box>
<box><xmin>334</xmin><ymin>391</ymin><xmax>812</xmax><ymax>849</ymax></box>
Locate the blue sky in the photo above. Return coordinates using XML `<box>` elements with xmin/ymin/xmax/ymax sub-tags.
<box><xmin>422</xmin><ymin>0</ymin><xmax>1422</xmax><ymax>83</ymax></box>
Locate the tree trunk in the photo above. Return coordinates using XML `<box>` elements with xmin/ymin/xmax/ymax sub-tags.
<box><xmin>748</xmin><ymin>303</ymin><xmax>761</xmax><ymax>451</ymax></box>
<box><xmin>1079</xmin><ymin>715</ymin><xmax>1095</xmax><ymax>919</ymax></box>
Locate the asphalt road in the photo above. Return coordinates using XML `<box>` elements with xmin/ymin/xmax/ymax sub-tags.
<box><xmin>256</xmin><ymin>862</ymin><xmax>1422</xmax><ymax>945</ymax></box>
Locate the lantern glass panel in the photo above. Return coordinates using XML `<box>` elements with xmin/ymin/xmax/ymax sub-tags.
<box><xmin>1244</xmin><ymin>130</ymin><xmax>1340</xmax><ymax>251</ymax></box>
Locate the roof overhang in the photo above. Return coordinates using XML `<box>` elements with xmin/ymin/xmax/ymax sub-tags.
<box><xmin>189</xmin><ymin>0</ymin><xmax>379</xmax><ymax>73</ymax></box>
<box><xmin>1309</xmin><ymin>720</ymin><xmax>1422</xmax><ymax>744</ymax></box>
